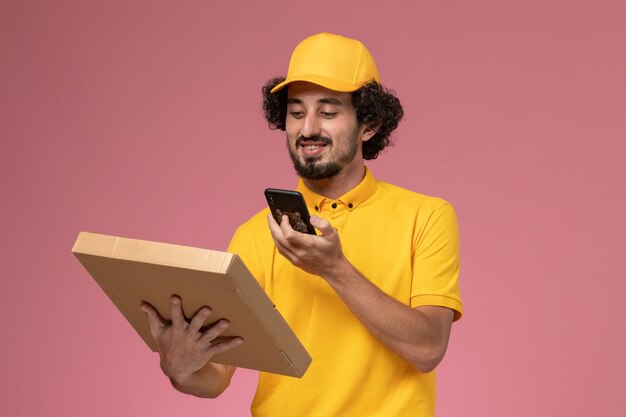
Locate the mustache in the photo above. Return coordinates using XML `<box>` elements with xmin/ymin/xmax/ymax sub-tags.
<box><xmin>295</xmin><ymin>135</ymin><xmax>332</xmax><ymax>147</ymax></box>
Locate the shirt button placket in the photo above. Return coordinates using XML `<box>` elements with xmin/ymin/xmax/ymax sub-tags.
<box><xmin>330</xmin><ymin>201</ymin><xmax>347</xmax><ymax>230</ymax></box>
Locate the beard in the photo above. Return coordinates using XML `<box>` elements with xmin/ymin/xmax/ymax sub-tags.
<box><xmin>287</xmin><ymin>133</ymin><xmax>360</xmax><ymax>180</ymax></box>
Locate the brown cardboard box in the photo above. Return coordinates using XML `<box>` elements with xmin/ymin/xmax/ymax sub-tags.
<box><xmin>72</xmin><ymin>231</ymin><xmax>311</xmax><ymax>378</ymax></box>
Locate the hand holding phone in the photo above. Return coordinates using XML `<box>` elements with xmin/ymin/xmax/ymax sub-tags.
<box><xmin>265</xmin><ymin>188</ymin><xmax>316</xmax><ymax>235</ymax></box>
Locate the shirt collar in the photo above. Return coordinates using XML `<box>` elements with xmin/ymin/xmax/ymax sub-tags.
<box><xmin>296</xmin><ymin>167</ymin><xmax>377</xmax><ymax>211</ymax></box>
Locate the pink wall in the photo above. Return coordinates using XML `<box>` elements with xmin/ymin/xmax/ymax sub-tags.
<box><xmin>2</xmin><ymin>0</ymin><xmax>625</xmax><ymax>415</ymax></box>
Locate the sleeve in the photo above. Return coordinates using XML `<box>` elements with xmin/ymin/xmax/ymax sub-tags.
<box><xmin>410</xmin><ymin>201</ymin><xmax>463</xmax><ymax>321</ymax></box>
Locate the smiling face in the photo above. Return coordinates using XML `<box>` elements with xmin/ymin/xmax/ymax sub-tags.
<box><xmin>285</xmin><ymin>82</ymin><xmax>375</xmax><ymax>181</ymax></box>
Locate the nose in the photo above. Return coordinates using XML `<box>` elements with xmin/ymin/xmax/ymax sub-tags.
<box><xmin>300</xmin><ymin>113</ymin><xmax>321</xmax><ymax>138</ymax></box>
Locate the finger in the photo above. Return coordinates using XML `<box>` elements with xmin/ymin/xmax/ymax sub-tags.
<box><xmin>280</xmin><ymin>214</ymin><xmax>293</xmax><ymax>230</ymax></box>
<box><xmin>279</xmin><ymin>215</ymin><xmax>309</xmax><ymax>245</ymax></box>
<box><xmin>279</xmin><ymin>214</ymin><xmax>295</xmax><ymax>235</ymax></box>
<box><xmin>267</xmin><ymin>212</ymin><xmax>279</xmax><ymax>228</ymax></box>
<box><xmin>206</xmin><ymin>337</ymin><xmax>244</xmax><ymax>356</ymax></box>
<box><xmin>267</xmin><ymin>213</ymin><xmax>283</xmax><ymax>238</ymax></box>
<box><xmin>140</xmin><ymin>302</ymin><xmax>165</xmax><ymax>339</ymax></box>
<box><xmin>267</xmin><ymin>215</ymin><xmax>303</xmax><ymax>263</ymax></box>
<box><xmin>198</xmin><ymin>319</ymin><xmax>231</xmax><ymax>345</ymax></box>
<box><xmin>268</xmin><ymin>223</ymin><xmax>298</xmax><ymax>259</ymax></box>
<box><xmin>188</xmin><ymin>306</ymin><xmax>211</xmax><ymax>334</ymax></box>
<box><xmin>169</xmin><ymin>296</ymin><xmax>188</xmax><ymax>329</ymax></box>
<box><xmin>267</xmin><ymin>214</ymin><xmax>291</xmax><ymax>247</ymax></box>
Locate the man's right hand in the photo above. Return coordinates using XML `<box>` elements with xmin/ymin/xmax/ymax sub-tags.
<box><xmin>140</xmin><ymin>296</ymin><xmax>243</xmax><ymax>390</ymax></box>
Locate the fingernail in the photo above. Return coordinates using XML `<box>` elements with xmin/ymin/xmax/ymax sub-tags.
<box><xmin>172</xmin><ymin>296</ymin><xmax>180</xmax><ymax>304</ymax></box>
<box><xmin>310</xmin><ymin>215</ymin><xmax>319</xmax><ymax>224</ymax></box>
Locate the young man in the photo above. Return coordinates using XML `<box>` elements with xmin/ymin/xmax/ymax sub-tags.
<box><xmin>142</xmin><ymin>32</ymin><xmax>463</xmax><ymax>416</ymax></box>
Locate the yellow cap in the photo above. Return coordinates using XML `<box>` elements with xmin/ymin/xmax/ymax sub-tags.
<box><xmin>270</xmin><ymin>32</ymin><xmax>380</xmax><ymax>93</ymax></box>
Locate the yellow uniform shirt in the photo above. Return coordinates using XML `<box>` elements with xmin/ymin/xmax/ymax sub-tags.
<box><xmin>228</xmin><ymin>168</ymin><xmax>463</xmax><ymax>417</ymax></box>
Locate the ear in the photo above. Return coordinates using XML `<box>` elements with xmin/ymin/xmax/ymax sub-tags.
<box><xmin>360</xmin><ymin>122</ymin><xmax>380</xmax><ymax>143</ymax></box>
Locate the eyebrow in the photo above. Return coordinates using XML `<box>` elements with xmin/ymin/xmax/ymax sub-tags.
<box><xmin>287</xmin><ymin>97</ymin><xmax>344</xmax><ymax>105</ymax></box>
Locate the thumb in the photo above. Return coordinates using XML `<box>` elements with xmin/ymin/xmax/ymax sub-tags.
<box><xmin>310</xmin><ymin>215</ymin><xmax>336</xmax><ymax>236</ymax></box>
<box><xmin>140</xmin><ymin>302</ymin><xmax>165</xmax><ymax>339</ymax></box>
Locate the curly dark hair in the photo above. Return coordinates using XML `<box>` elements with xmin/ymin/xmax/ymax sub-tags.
<box><xmin>262</xmin><ymin>78</ymin><xmax>404</xmax><ymax>160</ymax></box>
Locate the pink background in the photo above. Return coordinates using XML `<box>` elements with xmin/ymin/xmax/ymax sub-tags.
<box><xmin>2</xmin><ymin>0</ymin><xmax>625</xmax><ymax>416</ymax></box>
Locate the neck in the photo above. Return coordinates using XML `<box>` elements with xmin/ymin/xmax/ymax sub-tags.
<box><xmin>303</xmin><ymin>163</ymin><xmax>366</xmax><ymax>200</ymax></box>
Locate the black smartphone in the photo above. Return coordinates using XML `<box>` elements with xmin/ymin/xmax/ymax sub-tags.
<box><xmin>264</xmin><ymin>188</ymin><xmax>316</xmax><ymax>235</ymax></box>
